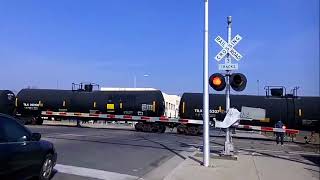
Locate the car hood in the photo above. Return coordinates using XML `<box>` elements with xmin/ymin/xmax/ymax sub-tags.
<box><xmin>39</xmin><ymin>139</ymin><xmax>54</xmax><ymax>150</ymax></box>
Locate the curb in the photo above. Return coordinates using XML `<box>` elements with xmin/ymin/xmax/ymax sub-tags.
<box><xmin>141</xmin><ymin>151</ymin><xmax>195</xmax><ymax>180</ymax></box>
<box><xmin>163</xmin><ymin>152</ymin><xmax>198</xmax><ymax>180</ymax></box>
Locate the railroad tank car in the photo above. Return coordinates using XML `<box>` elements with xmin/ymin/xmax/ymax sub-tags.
<box><xmin>70</xmin><ymin>90</ymin><xmax>165</xmax><ymax>117</ymax></box>
<box><xmin>179</xmin><ymin>93</ymin><xmax>320</xmax><ymax>131</ymax></box>
<box><xmin>0</xmin><ymin>90</ymin><xmax>15</xmax><ymax>116</ymax></box>
<box><xmin>294</xmin><ymin>97</ymin><xmax>320</xmax><ymax>131</ymax></box>
<box><xmin>16</xmin><ymin>88</ymin><xmax>165</xmax><ymax>123</ymax></box>
<box><xmin>16</xmin><ymin>89</ymin><xmax>73</xmax><ymax>124</ymax></box>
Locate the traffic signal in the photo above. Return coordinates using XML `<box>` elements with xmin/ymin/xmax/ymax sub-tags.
<box><xmin>230</xmin><ymin>73</ymin><xmax>247</xmax><ymax>91</ymax></box>
<box><xmin>209</xmin><ymin>73</ymin><xmax>226</xmax><ymax>91</ymax></box>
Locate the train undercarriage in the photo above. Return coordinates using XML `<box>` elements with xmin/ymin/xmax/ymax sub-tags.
<box><xmin>19</xmin><ymin>113</ymin><xmax>204</xmax><ymax>136</ymax></box>
<box><xmin>134</xmin><ymin>122</ymin><xmax>202</xmax><ymax>136</ymax></box>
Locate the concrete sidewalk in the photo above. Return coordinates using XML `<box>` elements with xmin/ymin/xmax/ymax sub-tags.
<box><xmin>164</xmin><ymin>152</ymin><xmax>319</xmax><ymax>180</ymax></box>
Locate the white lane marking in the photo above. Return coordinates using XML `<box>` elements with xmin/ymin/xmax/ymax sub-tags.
<box><xmin>55</xmin><ymin>164</ymin><xmax>139</xmax><ymax>180</ymax></box>
<box><xmin>55</xmin><ymin>133</ymin><xmax>88</xmax><ymax>137</ymax></box>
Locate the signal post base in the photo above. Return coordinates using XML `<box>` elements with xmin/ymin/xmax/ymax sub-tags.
<box><xmin>222</xmin><ymin>141</ymin><xmax>235</xmax><ymax>156</ymax></box>
<box><xmin>218</xmin><ymin>154</ymin><xmax>238</xmax><ymax>161</ymax></box>
<box><xmin>194</xmin><ymin>152</ymin><xmax>237</xmax><ymax>161</ymax></box>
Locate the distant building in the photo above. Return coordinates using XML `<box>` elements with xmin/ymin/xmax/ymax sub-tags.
<box><xmin>162</xmin><ymin>93</ymin><xmax>181</xmax><ymax>118</ymax></box>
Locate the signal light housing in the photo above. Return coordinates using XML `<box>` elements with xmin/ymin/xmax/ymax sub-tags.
<box><xmin>230</xmin><ymin>73</ymin><xmax>247</xmax><ymax>91</ymax></box>
<box><xmin>209</xmin><ymin>73</ymin><xmax>226</xmax><ymax>91</ymax></box>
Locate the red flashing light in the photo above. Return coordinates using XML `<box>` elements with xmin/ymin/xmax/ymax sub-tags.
<box><xmin>212</xmin><ymin>77</ymin><xmax>222</xmax><ymax>86</ymax></box>
<box><xmin>209</xmin><ymin>73</ymin><xmax>226</xmax><ymax>91</ymax></box>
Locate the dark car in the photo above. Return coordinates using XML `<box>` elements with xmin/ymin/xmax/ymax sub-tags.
<box><xmin>0</xmin><ymin>114</ymin><xmax>57</xmax><ymax>180</ymax></box>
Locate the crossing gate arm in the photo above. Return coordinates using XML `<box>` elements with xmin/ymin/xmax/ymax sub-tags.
<box><xmin>234</xmin><ymin>124</ymin><xmax>300</xmax><ymax>135</ymax></box>
<box><xmin>41</xmin><ymin>111</ymin><xmax>203</xmax><ymax>125</ymax></box>
<box><xmin>41</xmin><ymin>111</ymin><xmax>299</xmax><ymax>134</ymax></box>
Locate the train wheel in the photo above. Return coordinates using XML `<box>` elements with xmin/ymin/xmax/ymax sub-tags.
<box><xmin>159</xmin><ymin>124</ymin><xmax>166</xmax><ymax>133</ymax></box>
<box><xmin>156</xmin><ymin>124</ymin><xmax>166</xmax><ymax>133</ymax></box>
<box><xmin>142</xmin><ymin>123</ymin><xmax>152</xmax><ymax>132</ymax></box>
<box><xmin>31</xmin><ymin>117</ymin><xmax>37</xmax><ymax>125</ymax></box>
<box><xmin>187</xmin><ymin>126</ymin><xmax>199</xmax><ymax>136</ymax></box>
<box><xmin>151</xmin><ymin>123</ymin><xmax>160</xmax><ymax>133</ymax></box>
<box><xmin>135</xmin><ymin>122</ymin><xmax>143</xmax><ymax>131</ymax></box>
<box><xmin>177</xmin><ymin>125</ymin><xmax>186</xmax><ymax>134</ymax></box>
<box><xmin>36</xmin><ymin>117</ymin><xmax>43</xmax><ymax>125</ymax></box>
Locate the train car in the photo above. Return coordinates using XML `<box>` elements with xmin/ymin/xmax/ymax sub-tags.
<box><xmin>15</xmin><ymin>88</ymin><xmax>165</xmax><ymax>124</ymax></box>
<box><xmin>179</xmin><ymin>93</ymin><xmax>320</xmax><ymax>131</ymax></box>
<box><xmin>72</xmin><ymin>89</ymin><xmax>165</xmax><ymax>117</ymax></box>
<box><xmin>295</xmin><ymin>97</ymin><xmax>320</xmax><ymax>131</ymax></box>
<box><xmin>0</xmin><ymin>90</ymin><xmax>15</xmax><ymax>116</ymax></box>
<box><xmin>16</xmin><ymin>89</ymin><xmax>73</xmax><ymax>124</ymax></box>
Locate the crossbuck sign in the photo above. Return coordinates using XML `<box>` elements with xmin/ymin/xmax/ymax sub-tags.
<box><xmin>215</xmin><ymin>34</ymin><xmax>243</xmax><ymax>61</ymax></box>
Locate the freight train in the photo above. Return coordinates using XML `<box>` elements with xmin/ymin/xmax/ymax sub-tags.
<box><xmin>0</xmin><ymin>88</ymin><xmax>319</xmax><ymax>135</ymax></box>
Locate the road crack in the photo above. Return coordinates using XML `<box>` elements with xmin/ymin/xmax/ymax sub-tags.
<box><xmin>252</xmin><ymin>155</ymin><xmax>262</xmax><ymax>180</ymax></box>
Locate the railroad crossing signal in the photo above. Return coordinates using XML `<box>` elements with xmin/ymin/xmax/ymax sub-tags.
<box><xmin>209</xmin><ymin>73</ymin><xmax>247</xmax><ymax>92</ymax></box>
<box><xmin>209</xmin><ymin>73</ymin><xmax>226</xmax><ymax>91</ymax></box>
<box><xmin>230</xmin><ymin>73</ymin><xmax>247</xmax><ymax>91</ymax></box>
<box><xmin>213</xmin><ymin>16</ymin><xmax>245</xmax><ymax>157</ymax></box>
<box><xmin>215</xmin><ymin>34</ymin><xmax>243</xmax><ymax>61</ymax></box>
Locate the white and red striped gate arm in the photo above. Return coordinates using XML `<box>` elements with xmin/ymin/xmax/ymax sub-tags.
<box><xmin>41</xmin><ymin>111</ymin><xmax>299</xmax><ymax>134</ymax></box>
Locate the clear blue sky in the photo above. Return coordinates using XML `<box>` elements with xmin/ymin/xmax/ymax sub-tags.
<box><xmin>0</xmin><ymin>0</ymin><xmax>319</xmax><ymax>96</ymax></box>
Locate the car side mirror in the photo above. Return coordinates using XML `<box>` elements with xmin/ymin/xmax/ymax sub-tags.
<box><xmin>31</xmin><ymin>133</ymin><xmax>41</xmax><ymax>141</ymax></box>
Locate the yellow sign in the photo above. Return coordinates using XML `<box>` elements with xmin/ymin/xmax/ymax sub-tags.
<box><xmin>107</xmin><ymin>104</ymin><xmax>115</xmax><ymax>110</ymax></box>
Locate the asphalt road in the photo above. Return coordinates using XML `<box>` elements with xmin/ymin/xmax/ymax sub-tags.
<box><xmin>28</xmin><ymin>125</ymin><xmax>200</xmax><ymax>180</ymax></box>
<box><xmin>27</xmin><ymin>125</ymin><xmax>320</xmax><ymax>180</ymax></box>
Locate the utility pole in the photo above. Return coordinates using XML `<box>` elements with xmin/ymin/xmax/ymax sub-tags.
<box><xmin>257</xmin><ymin>80</ymin><xmax>260</xmax><ymax>95</ymax></box>
<box><xmin>134</xmin><ymin>75</ymin><xmax>137</xmax><ymax>88</ymax></box>
<box><xmin>202</xmin><ymin>0</ymin><xmax>210</xmax><ymax>167</ymax></box>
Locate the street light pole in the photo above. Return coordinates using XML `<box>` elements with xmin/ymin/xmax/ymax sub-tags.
<box><xmin>143</xmin><ymin>74</ymin><xmax>150</xmax><ymax>87</ymax></box>
<box><xmin>257</xmin><ymin>80</ymin><xmax>260</xmax><ymax>96</ymax></box>
<box><xmin>133</xmin><ymin>74</ymin><xmax>149</xmax><ymax>88</ymax></box>
<box><xmin>203</xmin><ymin>0</ymin><xmax>210</xmax><ymax>167</ymax></box>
